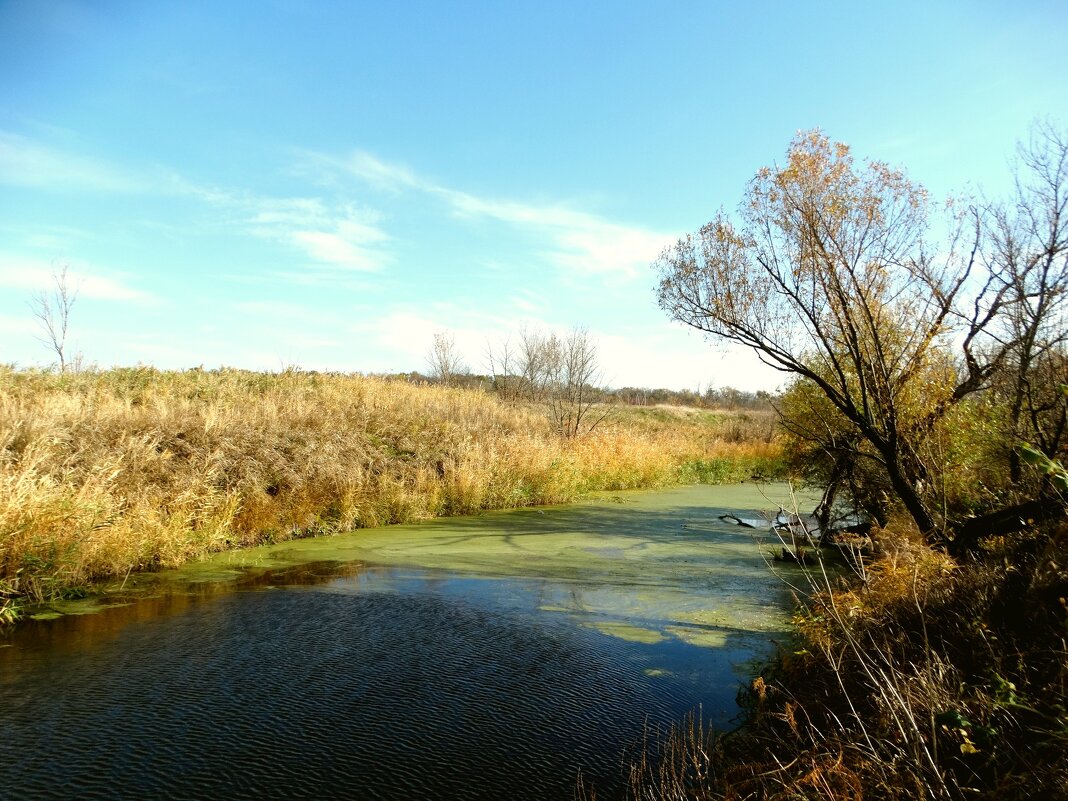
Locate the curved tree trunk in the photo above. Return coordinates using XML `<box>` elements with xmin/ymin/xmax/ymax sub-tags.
<box><xmin>949</xmin><ymin>494</ymin><xmax>1067</xmax><ymax>557</ymax></box>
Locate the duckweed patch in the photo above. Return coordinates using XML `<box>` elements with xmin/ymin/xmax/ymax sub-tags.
<box><xmin>665</xmin><ymin>626</ymin><xmax>729</xmax><ymax>649</ymax></box>
<box><xmin>584</xmin><ymin>621</ymin><xmax>667</xmax><ymax>644</ymax></box>
<box><xmin>17</xmin><ymin>484</ymin><xmax>819</xmax><ymax>649</ymax></box>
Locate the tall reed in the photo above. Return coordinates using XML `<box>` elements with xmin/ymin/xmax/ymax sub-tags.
<box><xmin>0</xmin><ymin>366</ymin><xmax>783</xmax><ymax>608</ymax></box>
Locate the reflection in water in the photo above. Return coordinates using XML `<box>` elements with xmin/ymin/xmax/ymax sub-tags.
<box><xmin>3</xmin><ymin>560</ymin><xmax>365</xmax><ymax>661</ymax></box>
<box><xmin>0</xmin><ymin>484</ymin><xmax>813</xmax><ymax>800</ymax></box>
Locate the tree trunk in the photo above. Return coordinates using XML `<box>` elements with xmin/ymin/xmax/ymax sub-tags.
<box><xmin>881</xmin><ymin>449</ymin><xmax>938</xmax><ymax>537</ymax></box>
<box><xmin>949</xmin><ymin>494</ymin><xmax>1067</xmax><ymax>557</ymax></box>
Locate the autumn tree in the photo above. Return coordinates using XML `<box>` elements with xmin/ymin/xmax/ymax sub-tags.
<box><xmin>656</xmin><ymin>131</ymin><xmax>1005</xmax><ymax>542</ymax></box>
<box><xmin>776</xmin><ymin>375</ymin><xmax>888</xmax><ymax>531</ymax></box>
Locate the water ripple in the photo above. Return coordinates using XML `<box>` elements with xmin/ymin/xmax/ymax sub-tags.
<box><xmin>0</xmin><ymin>575</ymin><xmax>767</xmax><ymax>800</ymax></box>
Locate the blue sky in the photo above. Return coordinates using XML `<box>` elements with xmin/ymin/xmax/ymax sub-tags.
<box><xmin>1</xmin><ymin>1</ymin><xmax>1065</xmax><ymax>390</ymax></box>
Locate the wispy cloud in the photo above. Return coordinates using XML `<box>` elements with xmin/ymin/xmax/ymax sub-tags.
<box><xmin>191</xmin><ymin>189</ymin><xmax>392</xmax><ymax>273</ymax></box>
<box><xmin>509</xmin><ymin>291</ymin><xmax>543</xmax><ymax>314</ymax></box>
<box><xmin>3</xmin><ymin>129</ymin><xmax>663</xmax><ymax>283</ymax></box>
<box><xmin>337</xmin><ymin>151</ymin><xmax>421</xmax><ymax>192</ymax></box>
<box><xmin>0</xmin><ymin>222</ymin><xmax>93</xmax><ymax>253</ymax></box>
<box><xmin>0</xmin><ymin>132</ymin><xmax>146</xmax><ymax>193</ymax></box>
<box><xmin>441</xmin><ymin>189</ymin><xmax>667</xmax><ymax>277</ymax></box>
<box><xmin>249</xmin><ymin>200</ymin><xmax>389</xmax><ymax>272</ymax></box>
<box><xmin>1</xmin><ymin>132</ymin><xmax>393</xmax><ymax>275</ymax></box>
<box><xmin>314</xmin><ymin>149</ymin><xmax>671</xmax><ymax>278</ymax></box>
<box><xmin>0</xmin><ymin>255</ymin><xmax>155</xmax><ymax>302</ymax></box>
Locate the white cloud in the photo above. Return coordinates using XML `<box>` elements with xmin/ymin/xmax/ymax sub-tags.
<box><xmin>434</xmin><ymin>188</ymin><xmax>669</xmax><ymax>277</ymax></box>
<box><xmin>550</xmin><ymin>223</ymin><xmax>668</xmax><ymax>275</ymax></box>
<box><xmin>509</xmin><ymin>294</ymin><xmax>542</xmax><ymax>314</ymax></box>
<box><xmin>0</xmin><ymin>132</ymin><xmax>145</xmax><ymax>193</ymax></box>
<box><xmin>78</xmin><ymin>274</ymin><xmax>149</xmax><ymax>301</ymax></box>
<box><xmin>341</xmin><ymin>151</ymin><xmax>421</xmax><ymax>192</ymax></box>
<box><xmin>3</xmin><ymin>132</ymin><xmax>661</xmax><ymax>279</ymax></box>
<box><xmin>196</xmin><ymin>188</ymin><xmax>391</xmax><ymax>273</ymax></box>
<box><xmin>260</xmin><ymin>269</ymin><xmax>377</xmax><ymax>291</ymax></box>
<box><xmin>355</xmin><ymin>311</ymin><xmax>443</xmax><ymax>365</ymax></box>
<box><xmin>233</xmin><ymin>300</ymin><xmax>323</xmax><ymax>318</ymax></box>
<box><xmin>0</xmin><ymin>255</ymin><xmax>154</xmax><ymax>302</ymax></box>
<box><xmin>0</xmin><ymin>133</ymin><xmax>394</xmax><ymax>276</ymax></box>
<box><xmin>123</xmin><ymin>341</ymin><xmax>210</xmax><ymax>365</ymax></box>
<box><xmin>5</xmin><ymin>223</ymin><xmax>93</xmax><ymax>251</ymax></box>
<box><xmin>0</xmin><ymin>314</ymin><xmax>36</xmax><ymax>337</ymax></box>
<box><xmin>313</xmin><ymin>149</ymin><xmax>672</xmax><ymax>278</ymax></box>
<box><xmin>595</xmin><ymin>329</ymin><xmax>783</xmax><ymax>392</ymax></box>
<box><xmin>283</xmin><ymin>215</ymin><xmax>389</xmax><ymax>271</ymax></box>
<box><xmin>243</xmin><ymin>196</ymin><xmax>330</xmax><ymax>227</ymax></box>
<box><xmin>350</xmin><ymin>306</ymin><xmax>526</xmax><ymax>374</ymax></box>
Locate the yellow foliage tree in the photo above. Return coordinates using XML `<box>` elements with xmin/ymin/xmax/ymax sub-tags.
<box><xmin>656</xmin><ymin>131</ymin><xmax>1004</xmax><ymax>542</ymax></box>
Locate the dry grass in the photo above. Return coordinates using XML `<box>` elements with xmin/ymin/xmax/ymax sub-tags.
<box><xmin>625</xmin><ymin>521</ymin><xmax>1068</xmax><ymax>801</ymax></box>
<box><xmin>0</xmin><ymin>366</ymin><xmax>783</xmax><ymax>610</ymax></box>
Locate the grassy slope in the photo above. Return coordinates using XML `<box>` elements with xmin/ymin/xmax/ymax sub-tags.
<box><xmin>0</xmin><ymin>366</ymin><xmax>782</xmax><ymax>611</ymax></box>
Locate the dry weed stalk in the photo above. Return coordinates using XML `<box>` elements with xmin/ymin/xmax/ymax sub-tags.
<box><xmin>770</xmin><ymin>511</ymin><xmax>960</xmax><ymax>800</ymax></box>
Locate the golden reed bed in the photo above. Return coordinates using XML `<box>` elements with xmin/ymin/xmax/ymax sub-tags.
<box><xmin>0</xmin><ymin>366</ymin><xmax>781</xmax><ymax>608</ymax></box>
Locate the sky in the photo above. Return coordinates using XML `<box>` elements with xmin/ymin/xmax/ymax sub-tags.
<box><xmin>1</xmin><ymin>1</ymin><xmax>1066</xmax><ymax>391</ymax></box>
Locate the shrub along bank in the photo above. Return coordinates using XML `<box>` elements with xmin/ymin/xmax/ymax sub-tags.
<box><xmin>622</xmin><ymin>521</ymin><xmax>1068</xmax><ymax>801</ymax></box>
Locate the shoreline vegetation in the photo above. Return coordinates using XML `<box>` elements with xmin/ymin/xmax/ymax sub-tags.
<box><xmin>0</xmin><ymin>365</ymin><xmax>782</xmax><ymax>619</ymax></box>
<box><xmin>620</xmin><ymin>126</ymin><xmax>1068</xmax><ymax>800</ymax></box>
<box><xmin>616</xmin><ymin>522</ymin><xmax>1068</xmax><ymax>801</ymax></box>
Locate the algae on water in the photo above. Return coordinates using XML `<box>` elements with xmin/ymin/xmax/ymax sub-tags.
<box><xmin>22</xmin><ymin>483</ymin><xmax>819</xmax><ymax>650</ymax></box>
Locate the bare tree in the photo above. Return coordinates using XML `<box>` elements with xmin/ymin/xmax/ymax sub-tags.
<box><xmin>30</xmin><ymin>264</ymin><xmax>80</xmax><ymax>372</ymax></box>
<box><xmin>426</xmin><ymin>330</ymin><xmax>466</xmax><ymax>386</ymax></box>
<box><xmin>940</xmin><ymin>122</ymin><xmax>1068</xmax><ymax>554</ymax></box>
<box><xmin>517</xmin><ymin>324</ymin><xmax>553</xmax><ymax>402</ymax></box>
<box><xmin>486</xmin><ymin>335</ymin><xmax>523</xmax><ymax>404</ymax></box>
<box><xmin>545</xmin><ymin>327</ymin><xmax>610</xmax><ymax>438</ymax></box>
<box><xmin>487</xmin><ymin>324</ymin><xmax>556</xmax><ymax>403</ymax></box>
<box><xmin>988</xmin><ymin>121</ymin><xmax>1068</xmax><ymax>482</ymax></box>
<box><xmin>488</xmin><ymin>324</ymin><xmax>610</xmax><ymax>436</ymax></box>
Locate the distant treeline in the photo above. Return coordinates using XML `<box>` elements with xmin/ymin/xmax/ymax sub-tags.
<box><xmin>377</xmin><ymin>370</ymin><xmax>774</xmax><ymax>411</ymax></box>
<box><xmin>609</xmin><ymin>385</ymin><xmax>773</xmax><ymax>410</ymax></box>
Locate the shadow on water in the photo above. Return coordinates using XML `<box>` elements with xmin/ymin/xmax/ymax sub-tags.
<box><xmin>0</xmin><ymin>560</ymin><xmax>364</xmax><ymax>660</ymax></box>
<box><xmin>0</xmin><ymin>483</ymin><xmax>816</xmax><ymax>801</ymax></box>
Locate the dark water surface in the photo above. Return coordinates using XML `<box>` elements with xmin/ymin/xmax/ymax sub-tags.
<box><xmin>0</xmin><ymin>484</ymin><xmax>810</xmax><ymax>800</ymax></box>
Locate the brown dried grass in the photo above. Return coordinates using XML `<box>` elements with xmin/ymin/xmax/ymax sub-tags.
<box><xmin>0</xmin><ymin>366</ymin><xmax>783</xmax><ymax>606</ymax></box>
<box><xmin>624</xmin><ymin>521</ymin><xmax>1068</xmax><ymax>801</ymax></box>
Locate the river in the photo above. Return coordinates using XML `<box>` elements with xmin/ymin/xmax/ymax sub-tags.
<box><xmin>0</xmin><ymin>483</ymin><xmax>814</xmax><ymax>800</ymax></box>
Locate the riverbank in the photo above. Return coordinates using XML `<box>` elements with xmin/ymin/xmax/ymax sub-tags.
<box><xmin>0</xmin><ymin>366</ymin><xmax>783</xmax><ymax>618</ymax></box>
<box><xmin>0</xmin><ymin>484</ymin><xmax>807</xmax><ymax>800</ymax></box>
<box><xmin>623</xmin><ymin>521</ymin><xmax>1068</xmax><ymax>801</ymax></box>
